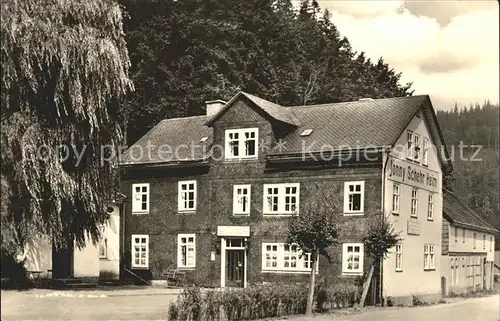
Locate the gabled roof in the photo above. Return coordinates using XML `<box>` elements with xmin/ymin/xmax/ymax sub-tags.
<box><xmin>205</xmin><ymin>92</ymin><xmax>299</xmax><ymax>126</ymax></box>
<box><xmin>270</xmin><ymin>95</ymin><xmax>452</xmax><ymax>171</ymax></box>
<box><xmin>275</xmin><ymin>95</ymin><xmax>426</xmax><ymax>154</ymax></box>
<box><xmin>119</xmin><ymin>92</ymin><xmax>452</xmax><ymax>170</ymax></box>
<box><xmin>443</xmin><ymin>191</ymin><xmax>498</xmax><ymax>233</ymax></box>
<box><xmin>121</xmin><ymin>115</ymin><xmax>212</xmax><ymax>166</ymax></box>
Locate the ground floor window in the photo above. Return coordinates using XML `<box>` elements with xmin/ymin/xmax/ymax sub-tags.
<box><xmin>423</xmin><ymin>244</ymin><xmax>435</xmax><ymax>270</ymax></box>
<box><xmin>178</xmin><ymin>234</ymin><xmax>196</xmax><ymax>268</ymax></box>
<box><xmin>342</xmin><ymin>243</ymin><xmax>364</xmax><ymax>275</ymax></box>
<box><xmin>261</xmin><ymin>243</ymin><xmax>312</xmax><ymax>272</ymax></box>
<box><xmin>131</xmin><ymin>234</ymin><xmax>149</xmax><ymax>268</ymax></box>
<box><xmin>450</xmin><ymin>258</ymin><xmax>460</xmax><ymax>286</ymax></box>
<box><xmin>395</xmin><ymin>244</ymin><xmax>403</xmax><ymax>271</ymax></box>
<box><xmin>99</xmin><ymin>224</ymin><xmax>107</xmax><ymax>259</ymax></box>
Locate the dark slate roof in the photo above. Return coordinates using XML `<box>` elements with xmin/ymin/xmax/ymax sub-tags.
<box><xmin>443</xmin><ymin>191</ymin><xmax>498</xmax><ymax>233</ymax></box>
<box><xmin>120</xmin><ymin>92</ymin><xmax>450</xmax><ymax>169</ymax></box>
<box><xmin>205</xmin><ymin>92</ymin><xmax>299</xmax><ymax>126</ymax></box>
<box><xmin>273</xmin><ymin>96</ymin><xmax>426</xmax><ymax>154</ymax></box>
<box><xmin>121</xmin><ymin>115</ymin><xmax>212</xmax><ymax>165</ymax></box>
<box><xmin>241</xmin><ymin>92</ymin><xmax>300</xmax><ymax>126</ymax></box>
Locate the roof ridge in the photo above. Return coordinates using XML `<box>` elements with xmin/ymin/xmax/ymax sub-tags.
<box><xmin>286</xmin><ymin>95</ymin><xmax>427</xmax><ymax>109</ymax></box>
<box><xmin>160</xmin><ymin>115</ymin><xmax>210</xmax><ymax>122</ymax></box>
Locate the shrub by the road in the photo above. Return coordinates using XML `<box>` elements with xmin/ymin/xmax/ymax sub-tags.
<box><xmin>326</xmin><ymin>281</ymin><xmax>361</xmax><ymax>309</ymax></box>
<box><xmin>167</xmin><ymin>283</ymin><xmax>308</xmax><ymax>321</ymax></box>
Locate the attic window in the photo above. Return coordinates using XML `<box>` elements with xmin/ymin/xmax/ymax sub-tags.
<box><xmin>200</xmin><ymin>136</ymin><xmax>208</xmax><ymax>143</ymax></box>
<box><xmin>300</xmin><ymin>129</ymin><xmax>313</xmax><ymax>137</ymax></box>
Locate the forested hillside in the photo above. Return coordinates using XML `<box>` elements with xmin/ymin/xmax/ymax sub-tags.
<box><xmin>119</xmin><ymin>0</ymin><xmax>413</xmax><ymax>144</ymax></box>
<box><xmin>437</xmin><ymin>102</ymin><xmax>500</xmax><ymax>243</ymax></box>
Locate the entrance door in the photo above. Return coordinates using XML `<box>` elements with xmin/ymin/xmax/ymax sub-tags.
<box><xmin>226</xmin><ymin>250</ymin><xmax>245</xmax><ymax>287</ymax></box>
<box><xmin>223</xmin><ymin>238</ymin><xmax>247</xmax><ymax>288</ymax></box>
<box><xmin>52</xmin><ymin>239</ymin><xmax>74</xmax><ymax>279</ymax></box>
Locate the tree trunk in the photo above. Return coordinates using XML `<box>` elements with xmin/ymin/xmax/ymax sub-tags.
<box><xmin>360</xmin><ymin>264</ymin><xmax>375</xmax><ymax>307</ymax></box>
<box><xmin>306</xmin><ymin>252</ymin><xmax>318</xmax><ymax>315</ymax></box>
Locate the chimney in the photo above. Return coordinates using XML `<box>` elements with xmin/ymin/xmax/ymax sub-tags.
<box><xmin>205</xmin><ymin>100</ymin><xmax>227</xmax><ymax>116</ymax></box>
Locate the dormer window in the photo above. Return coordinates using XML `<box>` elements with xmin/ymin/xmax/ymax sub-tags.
<box><xmin>225</xmin><ymin>128</ymin><xmax>259</xmax><ymax>159</ymax></box>
<box><xmin>300</xmin><ymin>129</ymin><xmax>313</xmax><ymax>137</ymax></box>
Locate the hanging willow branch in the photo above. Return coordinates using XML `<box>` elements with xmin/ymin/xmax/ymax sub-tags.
<box><xmin>1</xmin><ymin>0</ymin><xmax>133</xmax><ymax>250</ymax></box>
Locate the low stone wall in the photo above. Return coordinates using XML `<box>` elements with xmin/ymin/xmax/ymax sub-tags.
<box><xmin>387</xmin><ymin>292</ymin><xmax>442</xmax><ymax>307</ymax></box>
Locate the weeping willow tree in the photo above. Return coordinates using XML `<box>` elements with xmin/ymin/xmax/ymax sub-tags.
<box><xmin>1</xmin><ymin>0</ymin><xmax>133</xmax><ymax>254</ymax></box>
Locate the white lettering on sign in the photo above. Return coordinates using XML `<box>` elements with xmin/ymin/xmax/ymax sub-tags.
<box><xmin>387</xmin><ymin>157</ymin><xmax>439</xmax><ymax>191</ymax></box>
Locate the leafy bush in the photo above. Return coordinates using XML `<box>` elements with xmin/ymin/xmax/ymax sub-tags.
<box><xmin>326</xmin><ymin>281</ymin><xmax>361</xmax><ymax>309</ymax></box>
<box><xmin>168</xmin><ymin>283</ymin><xmax>308</xmax><ymax>321</ymax></box>
<box><xmin>363</xmin><ymin>214</ymin><xmax>402</xmax><ymax>260</ymax></box>
<box><xmin>412</xmin><ymin>294</ymin><xmax>428</xmax><ymax>306</ymax></box>
<box><xmin>0</xmin><ymin>253</ymin><xmax>31</xmax><ymax>290</ymax></box>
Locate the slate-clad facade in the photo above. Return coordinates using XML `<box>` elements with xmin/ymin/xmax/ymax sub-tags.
<box><xmin>120</xmin><ymin>92</ymin><xmax>453</xmax><ymax>302</ymax></box>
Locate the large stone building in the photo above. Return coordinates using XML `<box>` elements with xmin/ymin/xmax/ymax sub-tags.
<box><xmin>119</xmin><ymin>92</ymin><xmax>453</xmax><ymax>303</ymax></box>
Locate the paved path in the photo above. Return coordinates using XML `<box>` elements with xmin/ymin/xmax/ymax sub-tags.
<box><xmin>297</xmin><ymin>295</ymin><xmax>500</xmax><ymax>321</ymax></box>
<box><xmin>2</xmin><ymin>289</ymin><xmax>498</xmax><ymax>321</ymax></box>
<box><xmin>1</xmin><ymin>288</ymin><xmax>179</xmax><ymax>321</ymax></box>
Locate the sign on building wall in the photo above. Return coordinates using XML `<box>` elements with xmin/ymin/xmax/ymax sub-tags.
<box><xmin>387</xmin><ymin>156</ymin><xmax>439</xmax><ymax>192</ymax></box>
<box><xmin>217</xmin><ymin>226</ymin><xmax>250</xmax><ymax>237</ymax></box>
<box><xmin>407</xmin><ymin>220</ymin><xmax>421</xmax><ymax>235</ymax></box>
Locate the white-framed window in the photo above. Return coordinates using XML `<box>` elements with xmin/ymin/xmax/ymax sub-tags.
<box><xmin>490</xmin><ymin>236</ymin><xmax>493</xmax><ymax>252</ymax></box>
<box><xmin>462</xmin><ymin>228</ymin><xmax>466</xmax><ymax>243</ymax></box>
<box><xmin>395</xmin><ymin>243</ymin><xmax>403</xmax><ymax>272</ymax></box>
<box><xmin>344</xmin><ymin>181</ymin><xmax>365</xmax><ymax>214</ymax></box>
<box><xmin>413</xmin><ymin>134</ymin><xmax>421</xmax><ymax>161</ymax></box>
<box><xmin>233</xmin><ymin>184</ymin><xmax>251</xmax><ymax>215</ymax></box>
<box><xmin>131</xmin><ymin>234</ymin><xmax>149</xmax><ymax>268</ymax></box>
<box><xmin>262</xmin><ymin>243</ymin><xmax>313</xmax><ymax>272</ymax></box>
<box><xmin>263</xmin><ymin>183</ymin><xmax>300</xmax><ymax>215</ymax></box>
<box><xmin>177</xmin><ymin>234</ymin><xmax>196</xmax><ymax>268</ymax></box>
<box><xmin>392</xmin><ymin>184</ymin><xmax>400</xmax><ymax>214</ymax></box>
<box><xmin>406</xmin><ymin>130</ymin><xmax>414</xmax><ymax>159</ymax></box>
<box><xmin>99</xmin><ymin>225</ymin><xmax>107</xmax><ymax>259</ymax></box>
<box><xmin>132</xmin><ymin>183</ymin><xmax>149</xmax><ymax>214</ymax></box>
<box><xmin>454</xmin><ymin>226</ymin><xmax>458</xmax><ymax>243</ymax></box>
<box><xmin>342</xmin><ymin>243</ymin><xmax>364</xmax><ymax>275</ymax></box>
<box><xmin>411</xmin><ymin>189</ymin><xmax>418</xmax><ymax>217</ymax></box>
<box><xmin>423</xmin><ymin>244</ymin><xmax>435</xmax><ymax>270</ymax></box>
<box><xmin>178</xmin><ymin>180</ymin><xmax>197</xmax><ymax>212</ymax></box>
<box><xmin>422</xmin><ymin>138</ymin><xmax>429</xmax><ymax>165</ymax></box>
<box><xmin>450</xmin><ymin>258</ymin><xmax>455</xmax><ymax>286</ymax></box>
<box><xmin>483</xmin><ymin>234</ymin><xmax>486</xmax><ymax>250</ymax></box>
<box><xmin>473</xmin><ymin>232</ymin><xmax>477</xmax><ymax>249</ymax></box>
<box><xmin>225</xmin><ymin>128</ymin><xmax>259</xmax><ymax>159</ymax></box>
<box><xmin>427</xmin><ymin>193</ymin><xmax>434</xmax><ymax>220</ymax></box>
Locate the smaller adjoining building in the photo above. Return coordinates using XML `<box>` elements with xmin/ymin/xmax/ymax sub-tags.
<box><xmin>22</xmin><ymin>200</ymin><xmax>123</xmax><ymax>283</ymax></box>
<box><xmin>441</xmin><ymin>191</ymin><xmax>497</xmax><ymax>294</ymax></box>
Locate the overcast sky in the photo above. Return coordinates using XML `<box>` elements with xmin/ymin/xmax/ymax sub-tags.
<box><xmin>314</xmin><ymin>0</ymin><xmax>499</xmax><ymax>110</ymax></box>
